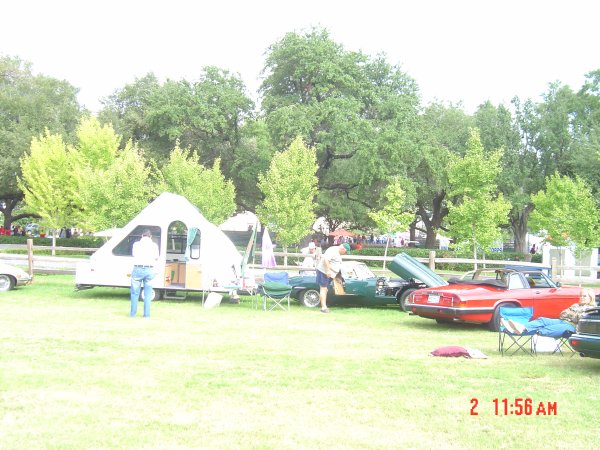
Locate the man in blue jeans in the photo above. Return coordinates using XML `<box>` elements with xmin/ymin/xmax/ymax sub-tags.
<box><xmin>130</xmin><ymin>229</ymin><xmax>160</xmax><ymax>317</ymax></box>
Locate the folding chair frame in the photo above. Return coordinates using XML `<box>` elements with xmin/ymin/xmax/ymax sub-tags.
<box><xmin>261</xmin><ymin>288</ymin><xmax>291</xmax><ymax>311</ymax></box>
<box><xmin>499</xmin><ymin>330</ymin><xmax>536</xmax><ymax>357</ymax></box>
<box><xmin>257</xmin><ymin>272</ymin><xmax>292</xmax><ymax>312</ymax></box>
<box><xmin>532</xmin><ymin>332</ymin><xmax>576</xmax><ymax>357</ymax></box>
<box><xmin>498</xmin><ymin>306</ymin><xmax>536</xmax><ymax>357</ymax></box>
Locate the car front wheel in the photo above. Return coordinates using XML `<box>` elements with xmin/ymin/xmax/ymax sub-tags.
<box><xmin>300</xmin><ymin>289</ymin><xmax>321</xmax><ymax>307</ymax></box>
<box><xmin>0</xmin><ymin>274</ymin><xmax>16</xmax><ymax>292</ymax></box>
<box><xmin>398</xmin><ymin>288</ymin><xmax>416</xmax><ymax>312</ymax></box>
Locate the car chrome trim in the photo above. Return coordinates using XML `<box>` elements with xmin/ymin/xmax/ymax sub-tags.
<box><xmin>405</xmin><ymin>303</ymin><xmax>494</xmax><ymax>316</ymax></box>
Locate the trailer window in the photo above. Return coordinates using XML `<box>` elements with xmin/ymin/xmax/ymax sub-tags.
<box><xmin>112</xmin><ymin>225</ymin><xmax>161</xmax><ymax>256</ymax></box>
<box><xmin>167</xmin><ymin>221</ymin><xmax>187</xmax><ymax>255</ymax></box>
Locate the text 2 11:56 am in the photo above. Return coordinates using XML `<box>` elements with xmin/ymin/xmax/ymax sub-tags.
<box><xmin>470</xmin><ymin>398</ymin><xmax>557</xmax><ymax>416</ymax></box>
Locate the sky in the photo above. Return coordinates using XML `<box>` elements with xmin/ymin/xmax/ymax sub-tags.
<box><xmin>2</xmin><ymin>0</ymin><xmax>598</xmax><ymax>114</ymax></box>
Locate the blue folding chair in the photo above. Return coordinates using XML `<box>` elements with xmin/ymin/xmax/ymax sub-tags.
<box><xmin>257</xmin><ymin>272</ymin><xmax>292</xmax><ymax>311</ymax></box>
<box><xmin>498</xmin><ymin>306</ymin><xmax>536</xmax><ymax>356</ymax></box>
<box><xmin>529</xmin><ymin>318</ymin><xmax>576</xmax><ymax>356</ymax></box>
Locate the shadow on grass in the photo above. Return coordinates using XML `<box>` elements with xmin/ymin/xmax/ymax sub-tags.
<box><xmin>406</xmin><ymin>316</ymin><xmax>489</xmax><ymax>332</ymax></box>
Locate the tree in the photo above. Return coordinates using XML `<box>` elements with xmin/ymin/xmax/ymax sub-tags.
<box><xmin>368</xmin><ymin>178</ymin><xmax>415</xmax><ymax>268</ymax></box>
<box><xmin>529</xmin><ymin>173</ymin><xmax>599</xmax><ymax>255</ymax></box>
<box><xmin>256</xmin><ymin>136</ymin><xmax>318</xmax><ymax>248</ymax></box>
<box><xmin>474</xmin><ymin>101</ymin><xmax>535</xmax><ymax>253</ymax></box>
<box><xmin>411</xmin><ymin>103</ymin><xmax>472</xmax><ymax>247</ymax></box>
<box><xmin>260</xmin><ymin>28</ymin><xmax>419</xmax><ymax>230</ymax></box>
<box><xmin>18</xmin><ymin>131</ymin><xmax>81</xmax><ymax>245</ymax></box>
<box><xmin>446</xmin><ymin>129</ymin><xmax>512</xmax><ymax>261</ymax></box>
<box><xmin>78</xmin><ymin>141</ymin><xmax>157</xmax><ymax>231</ymax></box>
<box><xmin>0</xmin><ymin>56</ymin><xmax>81</xmax><ymax>228</ymax></box>
<box><xmin>159</xmin><ymin>144</ymin><xmax>236</xmax><ymax>224</ymax></box>
<box><xmin>100</xmin><ymin>68</ymin><xmax>254</xmax><ymax>173</ymax></box>
<box><xmin>76</xmin><ymin>115</ymin><xmax>120</xmax><ymax>170</ymax></box>
<box><xmin>229</xmin><ymin>119</ymin><xmax>277</xmax><ymax>211</ymax></box>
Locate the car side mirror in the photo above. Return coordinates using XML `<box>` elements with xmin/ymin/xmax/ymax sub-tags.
<box><xmin>555</xmin><ymin>281</ymin><xmax>561</xmax><ymax>287</ymax></box>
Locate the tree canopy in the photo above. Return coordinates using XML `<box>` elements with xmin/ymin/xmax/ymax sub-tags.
<box><xmin>256</xmin><ymin>136</ymin><xmax>318</xmax><ymax>246</ymax></box>
<box><xmin>0</xmin><ymin>55</ymin><xmax>81</xmax><ymax>227</ymax></box>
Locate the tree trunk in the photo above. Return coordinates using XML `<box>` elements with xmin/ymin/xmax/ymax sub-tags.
<box><xmin>418</xmin><ymin>191</ymin><xmax>448</xmax><ymax>249</ymax></box>
<box><xmin>383</xmin><ymin>235</ymin><xmax>390</xmax><ymax>270</ymax></box>
<box><xmin>510</xmin><ymin>204</ymin><xmax>534</xmax><ymax>254</ymax></box>
<box><xmin>0</xmin><ymin>196</ymin><xmax>39</xmax><ymax>229</ymax></box>
<box><xmin>409</xmin><ymin>221</ymin><xmax>417</xmax><ymax>247</ymax></box>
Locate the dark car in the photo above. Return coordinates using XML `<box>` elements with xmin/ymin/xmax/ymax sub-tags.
<box><xmin>289</xmin><ymin>253</ymin><xmax>447</xmax><ymax>310</ymax></box>
<box><xmin>569</xmin><ymin>306</ymin><xmax>600</xmax><ymax>358</ymax></box>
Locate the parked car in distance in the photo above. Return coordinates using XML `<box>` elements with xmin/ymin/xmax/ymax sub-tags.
<box><xmin>0</xmin><ymin>262</ymin><xmax>33</xmax><ymax>292</ymax></box>
<box><xmin>406</xmin><ymin>268</ymin><xmax>595</xmax><ymax>331</ymax></box>
<box><xmin>25</xmin><ymin>223</ymin><xmax>40</xmax><ymax>235</ymax></box>
<box><xmin>569</xmin><ymin>306</ymin><xmax>600</xmax><ymax>358</ymax></box>
<box><xmin>288</xmin><ymin>253</ymin><xmax>448</xmax><ymax>310</ymax></box>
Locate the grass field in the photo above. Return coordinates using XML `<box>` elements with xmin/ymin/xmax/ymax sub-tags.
<box><xmin>1</xmin><ymin>275</ymin><xmax>599</xmax><ymax>449</ymax></box>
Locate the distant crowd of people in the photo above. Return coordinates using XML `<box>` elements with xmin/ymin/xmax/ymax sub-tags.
<box><xmin>0</xmin><ymin>225</ymin><xmax>26</xmax><ymax>236</ymax></box>
<box><xmin>0</xmin><ymin>225</ymin><xmax>80</xmax><ymax>237</ymax></box>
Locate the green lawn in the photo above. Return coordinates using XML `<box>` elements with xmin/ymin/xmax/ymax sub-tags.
<box><xmin>1</xmin><ymin>275</ymin><xmax>599</xmax><ymax>449</ymax></box>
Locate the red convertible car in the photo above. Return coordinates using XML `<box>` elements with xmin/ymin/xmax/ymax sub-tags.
<box><xmin>406</xmin><ymin>268</ymin><xmax>597</xmax><ymax>331</ymax></box>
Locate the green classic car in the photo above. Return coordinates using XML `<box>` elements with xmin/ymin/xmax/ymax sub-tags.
<box><xmin>289</xmin><ymin>253</ymin><xmax>447</xmax><ymax>310</ymax></box>
<box><xmin>569</xmin><ymin>306</ymin><xmax>600</xmax><ymax>359</ymax></box>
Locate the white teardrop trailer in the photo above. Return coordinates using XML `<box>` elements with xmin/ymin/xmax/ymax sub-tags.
<box><xmin>75</xmin><ymin>192</ymin><xmax>245</xmax><ymax>301</ymax></box>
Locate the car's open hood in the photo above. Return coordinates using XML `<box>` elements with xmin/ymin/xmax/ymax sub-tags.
<box><xmin>388</xmin><ymin>253</ymin><xmax>448</xmax><ymax>287</ymax></box>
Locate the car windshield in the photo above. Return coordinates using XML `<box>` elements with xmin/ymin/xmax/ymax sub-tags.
<box><xmin>521</xmin><ymin>271</ymin><xmax>558</xmax><ymax>288</ymax></box>
<box><xmin>341</xmin><ymin>262</ymin><xmax>376</xmax><ymax>280</ymax></box>
<box><xmin>462</xmin><ymin>269</ymin><xmax>507</xmax><ymax>282</ymax></box>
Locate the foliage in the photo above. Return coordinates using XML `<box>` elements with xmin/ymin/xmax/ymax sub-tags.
<box><xmin>529</xmin><ymin>172</ymin><xmax>599</xmax><ymax>254</ymax></box>
<box><xmin>229</xmin><ymin>119</ymin><xmax>277</xmax><ymax>211</ymax></box>
<box><xmin>0</xmin><ymin>55</ymin><xmax>81</xmax><ymax>227</ymax></box>
<box><xmin>446</xmin><ymin>129</ymin><xmax>512</xmax><ymax>256</ymax></box>
<box><xmin>18</xmin><ymin>131</ymin><xmax>82</xmax><ymax>234</ymax></box>
<box><xmin>79</xmin><ymin>141</ymin><xmax>157</xmax><ymax>231</ymax></box>
<box><xmin>75</xmin><ymin>116</ymin><xmax>120</xmax><ymax>170</ymax></box>
<box><xmin>260</xmin><ymin>28</ymin><xmax>419</xmax><ymax>229</ymax></box>
<box><xmin>159</xmin><ymin>144</ymin><xmax>236</xmax><ymax>224</ymax></box>
<box><xmin>100</xmin><ymin>68</ymin><xmax>254</xmax><ymax>174</ymax></box>
<box><xmin>411</xmin><ymin>103</ymin><xmax>472</xmax><ymax>247</ymax></box>
<box><xmin>256</xmin><ymin>136</ymin><xmax>318</xmax><ymax>246</ymax></box>
<box><xmin>368</xmin><ymin>178</ymin><xmax>415</xmax><ymax>234</ymax></box>
<box><xmin>0</xmin><ymin>235</ymin><xmax>97</xmax><ymax>246</ymax></box>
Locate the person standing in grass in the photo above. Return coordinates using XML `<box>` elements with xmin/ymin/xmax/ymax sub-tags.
<box><xmin>130</xmin><ymin>229</ymin><xmax>160</xmax><ymax>318</ymax></box>
<box><xmin>315</xmin><ymin>242</ymin><xmax>350</xmax><ymax>313</ymax></box>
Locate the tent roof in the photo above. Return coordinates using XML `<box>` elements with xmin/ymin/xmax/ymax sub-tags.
<box><xmin>328</xmin><ymin>228</ymin><xmax>355</xmax><ymax>237</ymax></box>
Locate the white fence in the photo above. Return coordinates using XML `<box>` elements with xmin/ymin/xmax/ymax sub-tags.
<box><xmin>2</xmin><ymin>243</ymin><xmax>597</xmax><ymax>283</ymax></box>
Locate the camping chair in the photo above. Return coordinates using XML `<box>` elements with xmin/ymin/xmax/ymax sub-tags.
<box><xmin>530</xmin><ymin>319</ymin><xmax>576</xmax><ymax>356</ymax></box>
<box><xmin>498</xmin><ymin>306</ymin><xmax>536</xmax><ymax>356</ymax></box>
<box><xmin>256</xmin><ymin>272</ymin><xmax>292</xmax><ymax>311</ymax></box>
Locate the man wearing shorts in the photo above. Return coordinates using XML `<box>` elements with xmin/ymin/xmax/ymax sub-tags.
<box><xmin>315</xmin><ymin>242</ymin><xmax>350</xmax><ymax>313</ymax></box>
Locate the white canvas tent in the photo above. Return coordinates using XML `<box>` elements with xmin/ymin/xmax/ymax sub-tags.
<box><xmin>76</xmin><ymin>192</ymin><xmax>242</xmax><ymax>298</ymax></box>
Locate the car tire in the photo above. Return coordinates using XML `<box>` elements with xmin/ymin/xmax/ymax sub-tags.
<box><xmin>435</xmin><ymin>318</ymin><xmax>453</xmax><ymax>324</ymax></box>
<box><xmin>300</xmin><ymin>289</ymin><xmax>320</xmax><ymax>308</ymax></box>
<box><xmin>489</xmin><ymin>303</ymin><xmax>518</xmax><ymax>332</ymax></box>
<box><xmin>398</xmin><ymin>288</ymin><xmax>416</xmax><ymax>312</ymax></box>
<box><xmin>0</xmin><ymin>274</ymin><xmax>16</xmax><ymax>292</ymax></box>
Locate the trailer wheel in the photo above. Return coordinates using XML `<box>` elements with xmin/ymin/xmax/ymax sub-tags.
<box><xmin>140</xmin><ymin>288</ymin><xmax>157</xmax><ymax>302</ymax></box>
